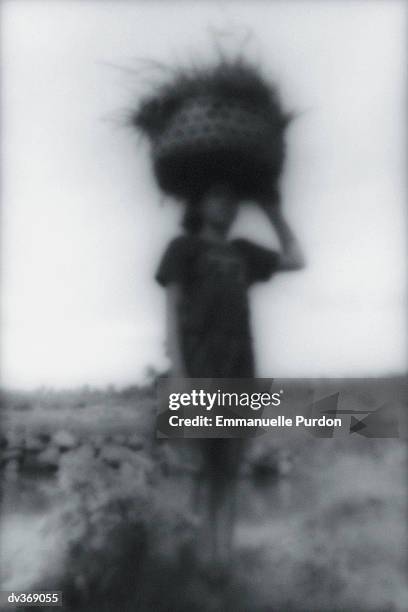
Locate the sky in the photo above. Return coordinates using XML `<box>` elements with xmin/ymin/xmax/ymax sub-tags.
<box><xmin>1</xmin><ymin>0</ymin><xmax>407</xmax><ymax>388</ymax></box>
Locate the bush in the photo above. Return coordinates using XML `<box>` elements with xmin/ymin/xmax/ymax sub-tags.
<box><xmin>43</xmin><ymin>446</ymin><xmax>200</xmax><ymax>611</ymax></box>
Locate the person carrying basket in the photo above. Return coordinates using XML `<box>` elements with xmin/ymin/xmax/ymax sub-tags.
<box><xmin>131</xmin><ymin>57</ymin><xmax>305</xmax><ymax>565</ymax></box>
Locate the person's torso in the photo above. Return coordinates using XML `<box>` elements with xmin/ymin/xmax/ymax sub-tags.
<box><xmin>179</xmin><ymin>237</ymin><xmax>251</xmax><ymax>336</ymax></box>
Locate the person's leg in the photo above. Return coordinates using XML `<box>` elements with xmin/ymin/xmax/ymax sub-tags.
<box><xmin>207</xmin><ymin>440</ymin><xmax>239</xmax><ymax>563</ymax></box>
<box><xmin>191</xmin><ymin>463</ymin><xmax>204</xmax><ymax>514</ymax></box>
<box><xmin>208</xmin><ymin>476</ymin><xmax>224</xmax><ymax>562</ymax></box>
<box><xmin>223</xmin><ymin>439</ymin><xmax>246</xmax><ymax>560</ymax></box>
<box><xmin>199</xmin><ymin>440</ymin><xmax>226</xmax><ymax>563</ymax></box>
<box><xmin>222</xmin><ymin>478</ymin><xmax>235</xmax><ymax>561</ymax></box>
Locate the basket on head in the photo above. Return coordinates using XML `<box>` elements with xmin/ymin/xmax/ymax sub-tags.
<box><xmin>132</xmin><ymin>59</ymin><xmax>291</xmax><ymax>201</ymax></box>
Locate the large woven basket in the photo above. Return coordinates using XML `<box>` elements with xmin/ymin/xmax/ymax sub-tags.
<box><xmin>150</xmin><ymin>96</ymin><xmax>285</xmax><ymax>200</ymax></box>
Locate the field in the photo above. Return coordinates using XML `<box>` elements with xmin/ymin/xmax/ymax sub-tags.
<box><xmin>1</xmin><ymin>378</ymin><xmax>407</xmax><ymax>611</ymax></box>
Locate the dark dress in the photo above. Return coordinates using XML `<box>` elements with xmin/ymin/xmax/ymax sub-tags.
<box><xmin>156</xmin><ymin>234</ymin><xmax>279</xmax><ymax>480</ymax></box>
<box><xmin>156</xmin><ymin>235</ymin><xmax>279</xmax><ymax>379</ymax></box>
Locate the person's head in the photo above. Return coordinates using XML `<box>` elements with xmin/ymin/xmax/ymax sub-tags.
<box><xmin>182</xmin><ymin>183</ymin><xmax>239</xmax><ymax>236</ymax></box>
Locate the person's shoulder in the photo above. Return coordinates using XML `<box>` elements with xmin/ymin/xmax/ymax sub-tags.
<box><xmin>231</xmin><ymin>237</ymin><xmax>255</xmax><ymax>249</ymax></box>
<box><xmin>159</xmin><ymin>233</ymin><xmax>200</xmax><ymax>267</ymax></box>
<box><xmin>231</xmin><ymin>238</ymin><xmax>280</xmax><ymax>281</ymax></box>
<box><xmin>156</xmin><ymin>235</ymin><xmax>198</xmax><ymax>287</ymax></box>
<box><xmin>165</xmin><ymin>234</ymin><xmax>199</xmax><ymax>252</ymax></box>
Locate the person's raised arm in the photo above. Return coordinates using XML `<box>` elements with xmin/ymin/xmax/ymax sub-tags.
<box><xmin>261</xmin><ymin>201</ymin><xmax>306</xmax><ymax>271</ymax></box>
<box><xmin>165</xmin><ymin>283</ymin><xmax>188</xmax><ymax>378</ymax></box>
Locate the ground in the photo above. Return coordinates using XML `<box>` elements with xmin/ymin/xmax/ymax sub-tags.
<box><xmin>0</xmin><ymin>379</ymin><xmax>406</xmax><ymax>611</ymax></box>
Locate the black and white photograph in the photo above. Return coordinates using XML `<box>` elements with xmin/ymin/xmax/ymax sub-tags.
<box><xmin>1</xmin><ymin>1</ymin><xmax>407</xmax><ymax>611</ymax></box>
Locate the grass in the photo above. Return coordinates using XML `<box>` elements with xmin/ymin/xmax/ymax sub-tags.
<box><xmin>1</xmin><ymin>378</ymin><xmax>407</xmax><ymax>611</ymax></box>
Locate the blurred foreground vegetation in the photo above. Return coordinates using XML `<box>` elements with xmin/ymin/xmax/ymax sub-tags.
<box><xmin>0</xmin><ymin>377</ymin><xmax>407</xmax><ymax>611</ymax></box>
